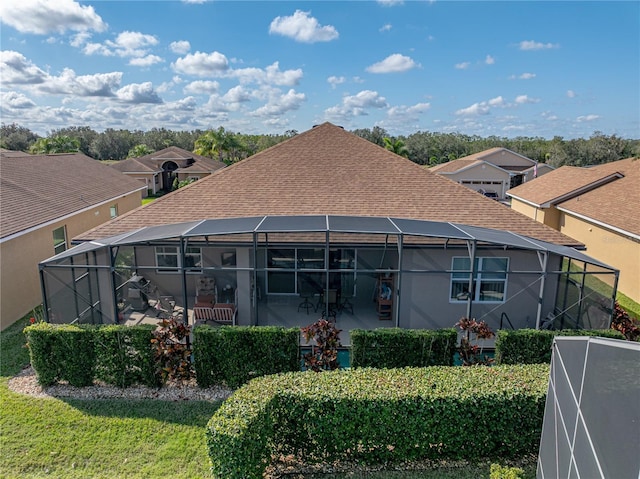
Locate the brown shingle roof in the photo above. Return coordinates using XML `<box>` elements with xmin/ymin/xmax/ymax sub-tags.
<box><xmin>120</xmin><ymin>146</ymin><xmax>226</xmax><ymax>173</ymax></box>
<box><xmin>556</xmin><ymin>158</ymin><xmax>640</xmax><ymax>237</ymax></box>
<box><xmin>75</xmin><ymin>123</ymin><xmax>580</xmax><ymax>246</ymax></box>
<box><xmin>429</xmin><ymin>158</ymin><xmax>483</xmax><ymax>173</ymax></box>
<box><xmin>0</xmin><ymin>152</ymin><xmax>145</xmax><ymax>239</ymax></box>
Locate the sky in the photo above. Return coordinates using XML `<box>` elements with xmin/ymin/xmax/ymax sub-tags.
<box><xmin>1</xmin><ymin>0</ymin><xmax>638</xmax><ymax>139</ymax></box>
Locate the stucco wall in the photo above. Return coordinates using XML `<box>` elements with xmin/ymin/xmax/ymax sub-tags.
<box><xmin>560</xmin><ymin>212</ymin><xmax>639</xmax><ymax>303</ymax></box>
<box><xmin>0</xmin><ymin>191</ymin><xmax>142</xmax><ymax>330</ymax></box>
<box><xmin>510</xmin><ymin>199</ymin><xmax>561</xmax><ymax>230</ymax></box>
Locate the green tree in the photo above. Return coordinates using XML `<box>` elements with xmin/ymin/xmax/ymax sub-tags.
<box><xmin>29</xmin><ymin>135</ymin><xmax>80</xmax><ymax>154</ymax></box>
<box><xmin>127</xmin><ymin>144</ymin><xmax>154</xmax><ymax>158</ymax></box>
<box><xmin>0</xmin><ymin>123</ymin><xmax>39</xmax><ymax>152</ymax></box>
<box><xmin>351</xmin><ymin>126</ymin><xmax>388</xmax><ymax>147</ymax></box>
<box><xmin>194</xmin><ymin>127</ymin><xmax>246</xmax><ymax>165</ymax></box>
<box><xmin>383</xmin><ymin>137</ymin><xmax>409</xmax><ymax>157</ymax></box>
<box><xmin>49</xmin><ymin>126</ymin><xmax>98</xmax><ymax>156</ymax></box>
<box><xmin>89</xmin><ymin>129</ymin><xmax>138</xmax><ymax>160</ymax></box>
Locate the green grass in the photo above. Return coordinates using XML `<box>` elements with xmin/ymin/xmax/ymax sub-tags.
<box><xmin>1</xmin><ymin>315</ymin><xmax>538</xmax><ymax>479</ymax></box>
<box><xmin>0</xmin><ymin>316</ymin><xmax>223</xmax><ymax>479</ymax></box>
<box><xmin>617</xmin><ymin>291</ymin><xmax>640</xmax><ymax>321</ymax></box>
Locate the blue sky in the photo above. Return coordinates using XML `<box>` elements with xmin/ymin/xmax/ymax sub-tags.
<box><xmin>1</xmin><ymin>0</ymin><xmax>638</xmax><ymax>138</ymax></box>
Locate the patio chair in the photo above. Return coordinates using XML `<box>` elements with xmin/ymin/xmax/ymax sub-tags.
<box><xmin>297</xmin><ymin>276</ymin><xmax>317</xmax><ymax>314</ymax></box>
<box><xmin>155</xmin><ymin>295</ymin><xmax>182</xmax><ymax>320</ymax></box>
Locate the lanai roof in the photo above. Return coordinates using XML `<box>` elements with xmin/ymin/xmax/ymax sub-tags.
<box><xmin>75</xmin><ymin>123</ymin><xmax>581</xmax><ymax>247</ymax></box>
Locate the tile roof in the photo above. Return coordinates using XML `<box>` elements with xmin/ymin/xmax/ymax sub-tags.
<box><xmin>0</xmin><ymin>152</ymin><xmax>145</xmax><ymax>239</ymax></box>
<box><xmin>75</xmin><ymin>123</ymin><xmax>580</xmax><ymax>247</ymax></box>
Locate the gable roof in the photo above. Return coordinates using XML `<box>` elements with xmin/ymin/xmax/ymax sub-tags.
<box><xmin>111</xmin><ymin>146</ymin><xmax>226</xmax><ymax>174</ymax></box>
<box><xmin>75</xmin><ymin>123</ymin><xmax>580</xmax><ymax>247</ymax></box>
<box><xmin>0</xmin><ymin>152</ymin><xmax>145</xmax><ymax>239</ymax></box>
<box><xmin>430</xmin><ymin>147</ymin><xmax>537</xmax><ymax>174</ymax></box>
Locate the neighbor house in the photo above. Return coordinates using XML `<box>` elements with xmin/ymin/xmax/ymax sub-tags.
<box><xmin>430</xmin><ymin>147</ymin><xmax>554</xmax><ymax>200</ymax></box>
<box><xmin>38</xmin><ymin>124</ymin><xmax>617</xmax><ymax>341</ymax></box>
<box><xmin>508</xmin><ymin>157</ymin><xmax>640</xmax><ymax>304</ymax></box>
<box><xmin>110</xmin><ymin>146</ymin><xmax>226</xmax><ymax>196</ymax></box>
<box><xmin>0</xmin><ymin>151</ymin><xmax>146</xmax><ymax>330</ymax></box>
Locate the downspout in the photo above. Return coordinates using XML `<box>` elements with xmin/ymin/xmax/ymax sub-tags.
<box><xmin>466</xmin><ymin>240</ymin><xmax>477</xmax><ymax>320</ymax></box>
<box><xmin>395</xmin><ymin>233</ymin><xmax>403</xmax><ymax>328</ymax></box>
<box><xmin>535</xmin><ymin>251</ymin><xmax>548</xmax><ymax>329</ymax></box>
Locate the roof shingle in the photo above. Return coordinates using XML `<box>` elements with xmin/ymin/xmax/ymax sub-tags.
<box><xmin>75</xmin><ymin>123</ymin><xmax>581</xmax><ymax>246</ymax></box>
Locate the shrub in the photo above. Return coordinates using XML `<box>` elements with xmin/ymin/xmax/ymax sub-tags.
<box><xmin>94</xmin><ymin>324</ymin><xmax>158</xmax><ymax>388</ymax></box>
<box><xmin>207</xmin><ymin>365</ymin><xmax>549</xmax><ymax>479</ymax></box>
<box><xmin>193</xmin><ymin>325</ymin><xmax>299</xmax><ymax>388</ymax></box>
<box><xmin>455</xmin><ymin>318</ymin><xmax>495</xmax><ymax>366</ymax></box>
<box><xmin>151</xmin><ymin>318</ymin><xmax>193</xmax><ymax>384</ymax></box>
<box><xmin>490</xmin><ymin>463</ymin><xmax>525</xmax><ymax>479</ymax></box>
<box><xmin>24</xmin><ymin>323</ymin><xmax>95</xmax><ymax>387</ymax></box>
<box><xmin>495</xmin><ymin>328</ymin><xmax>624</xmax><ymax>364</ymax></box>
<box><xmin>301</xmin><ymin>318</ymin><xmax>342</xmax><ymax>371</ymax></box>
<box><xmin>350</xmin><ymin>328</ymin><xmax>456</xmax><ymax>368</ymax></box>
<box><xmin>611</xmin><ymin>302</ymin><xmax>640</xmax><ymax>341</ymax></box>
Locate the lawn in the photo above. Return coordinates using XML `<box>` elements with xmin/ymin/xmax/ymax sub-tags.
<box><xmin>1</xmin><ymin>316</ymin><xmax>537</xmax><ymax>479</ymax></box>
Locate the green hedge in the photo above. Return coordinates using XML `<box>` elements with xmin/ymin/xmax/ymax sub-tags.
<box><xmin>495</xmin><ymin>328</ymin><xmax>625</xmax><ymax>364</ymax></box>
<box><xmin>93</xmin><ymin>324</ymin><xmax>158</xmax><ymax>388</ymax></box>
<box><xmin>24</xmin><ymin>323</ymin><xmax>96</xmax><ymax>387</ymax></box>
<box><xmin>207</xmin><ymin>365</ymin><xmax>549</xmax><ymax>479</ymax></box>
<box><xmin>193</xmin><ymin>325</ymin><xmax>300</xmax><ymax>388</ymax></box>
<box><xmin>350</xmin><ymin>328</ymin><xmax>457</xmax><ymax>368</ymax></box>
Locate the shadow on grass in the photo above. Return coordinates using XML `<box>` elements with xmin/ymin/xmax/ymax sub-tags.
<box><xmin>58</xmin><ymin>396</ymin><xmax>224</xmax><ymax>426</ymax></box>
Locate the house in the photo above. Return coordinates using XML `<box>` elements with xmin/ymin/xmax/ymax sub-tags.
<box><xmin>0</xmin><ymin>151</ymin><xmax>146</xmax><ymax>330</ymax></box>
<box><xmin>508</xmin><ymin>157</ymin><xmax>640</xmax><ymax>304</ymax></box>
<box><xmin>38</xmin><ymin>124</ymin><xmax>618</xmax><ymax>340</ymax></box>
<box><xmin>110</xmin><ymin>146</ymin><xmax>226</xmax><ymax>196</ymax></box>
<box><xmin>429</xmin><ymin>147</ymin><xmax>554</xmax><ymax>200</ymax></box>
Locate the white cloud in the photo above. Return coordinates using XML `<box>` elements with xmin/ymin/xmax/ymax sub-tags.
<box><xmin>455</xmin><ymin>62</ymin><xmax>470</xmax><ymax>70</ymax></box>
<box><xmin>327</xmin><ymin>76</ymin><xmax>345</xmax><ymax>89</ymax></box>
<box><xmin>129</xmin><ymin>55</ymin><xmax>163</xmax><ymax>67</ymax></box>
<box><xmin>366</xmin><ymin>53</ymin><xmax>418</xmax><ymax>73</ymax></box>
<box><xmin>388</xmin><ymin>102</ymin><xmax>431</xmax><ymax>118</ymax></box>
<box><xmin>509</xmin><ymin>72</ymin><xmax>536</xmax><ymax>80</ymax></box>
<box><xmin>232</xmin><ymin>62</ymin><xmax>303</xmax><ymax>87</ymax></box>
<box><xmin>116</xmin><ymin>82</ymin><xmax>163</xmax><ymax>104</ymax></box>
<box><xmin>1</xmin><ymin>91</ymin><xmax>36</xmax><ymax>109</ymax></box>
<box><xmin>379</xmin><ymin>24</ymin><xmax>392</xmax><ymax>32</ymax></box>
<box><xmin>567</xmin><ymin>90</ymin><xmax>576</xmax><ymax>98</ymax></box>
<box><xmin>251</xmin><ymin>88</ymin><xmax>306</xmax><ymax>117</ymax></box>
<box><xmin>577</xmin><ymin>114</ymin><xmax>600</xmax><ymax>122</ymax></box>
<box><xmin>519</xmin><ymin>40</ymin><xmax>559</xmax><ymax>50</ymax></box>
<box><xmin>0</xmin><ymin>50</ymin><xmax>48</xmax><ymax>85</ymax></box>
<box><xmin>456</xmin><ymin>102</ymin><xmax>491</xmax><ymax>116</ymax></box>
<box><xmin>485</xmin><ymin>55</ymin><xmax>495</xmax><ymax>65</ymax></box>
<box><xmin>0</xmin><ymin>0</ymin><xmax>107</xmax><ymax>35</ymax></box>
<box><xmin>377</xmin><ymin>0</ymin><xmax>404</xmax><ymax>6</ymax></box>
<box><xmin>488</xmin><ymin>96</ymin><xmax>506</xmax><ymax>107</ymax></box>
<box><xmin>184</xmin><ymin>80</ymin><xmax>220</xmax><ymax>95</ymax></box>
<box><xmin>172</xmin><ymin>51</ymin><xmax>229</xmax><ymax>76</ymax></box>
<box><xmin>515</xmin><ymin>94</ymin><xmax>540</xmax><ymax>104</ymax></box>
<box><xmin>222</xmin><ymin>85</ymin><xmax>251</xmax><ymax>104</ymax></box>
<box><xmin>269</xmin><ymin>10</ymin><xmax>338</xmax><ymax>43</ymax></box>
<box><xmin>325</xmin><ymin>90</ymin><xmax>388</xmax><ymax>120</ymax></box>
<box><xmin>170</xmin><ymin>40</ymin><xmax>191</xmax><ymax>54</ymax></box>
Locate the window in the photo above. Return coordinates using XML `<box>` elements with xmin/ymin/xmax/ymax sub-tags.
<box><xmin>109</xmin><ymin>204</ymin><xmax>118</xmax><ymax>218</ymax></box>
<box><xmin>450</xmin><ymin>257</ymin><xmax>508</xmax><ymax>303</ymax></box>
<box><xmin>53</xmin><ymin>226</ymin><xmax>67</xmax><ymax>255</ymax></box>
<box><xmin>155</xmin><ymin>246</ymin><xmax>202</xmax><ymax>273</ymax></box>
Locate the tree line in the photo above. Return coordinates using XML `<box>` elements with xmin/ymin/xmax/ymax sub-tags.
<box><xmin>1</xmin><ymin>122</ymin><xmax>637</xmax><ymax>168</ymax></box>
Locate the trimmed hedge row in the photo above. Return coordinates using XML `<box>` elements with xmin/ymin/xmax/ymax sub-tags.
<box><xmin>193</xmin><ymin>325</ymin><xmax>300</xmax><ymax>388</ymax></box>
<box><xmin>24</xmin><ymin>323</ymin><xmax>157</xmax><ymax>387</ymax></box>
<box><xmin>495</xmin><ymin>328</ymin><xmax>625</xmax><ymax>364</ymax></box>
<box><xmin>207</xmin><ymin>365</ymin><xmax>549</xmax><ymax>479</ymax></box>
<box><xmin>350</xmin><ymin>328</ymin><xmax>457</xmax><ymax>368</ymax></box>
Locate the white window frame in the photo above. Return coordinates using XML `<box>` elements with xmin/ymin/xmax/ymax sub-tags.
<box><xmin>155</xmin><ymin>246</ymin><xmax>202</xmax><ymax>273</ymax></box>
<box><xmin>450</xmin><ymin>256</ymin><xmax>508</xmax><ymax>303</ymax></box>
<box><xmin>109</xmin><ymin>204</ymin><xmax>118</xmax><ymax>219</ymax></box>
<box><xmin>53</xmin><ymin>225</ymin><xmax>68</xmax><ymax>255</ymax></box>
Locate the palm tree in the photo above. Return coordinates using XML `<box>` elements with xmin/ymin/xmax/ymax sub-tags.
<box><xmin>383</xmin><ymin>137</ymin><xmax>409</xmax><ymax>158</ymax></box>
<box><xmin>127</xmin><ymin>144</ymin><xmax>154</xmax><ymax>158</ymax></box>
<box><xmin>29</xmin><ymin>135</ymin><xmax>80</xmax><ymax>154</ymax></box>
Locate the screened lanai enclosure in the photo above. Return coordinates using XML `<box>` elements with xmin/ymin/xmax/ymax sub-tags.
<box><xmin>39</xmin><ymin>216</ymin><xmax>619</xmax><ymax>342</ymax></box>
